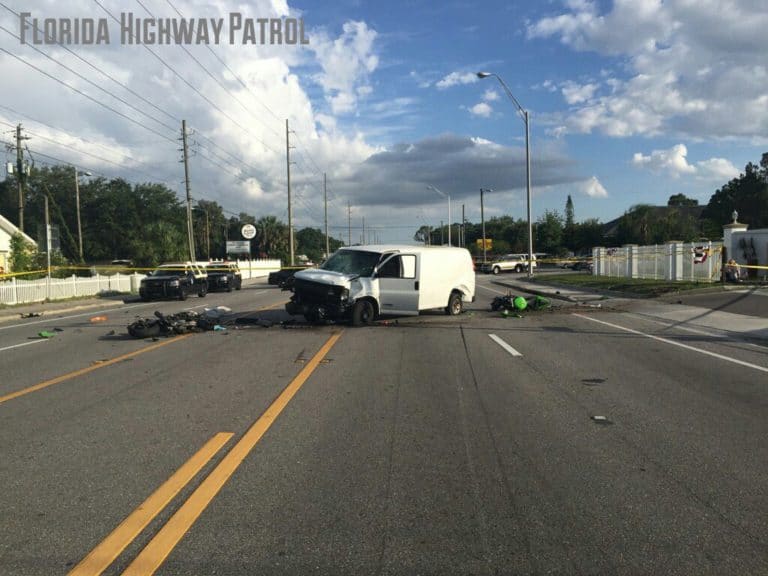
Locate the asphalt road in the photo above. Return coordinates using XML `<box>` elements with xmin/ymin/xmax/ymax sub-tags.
<box><xmin>0</xmin><ymin>277</ymin><xmax>766</xmax><ymax>575</ymax></box>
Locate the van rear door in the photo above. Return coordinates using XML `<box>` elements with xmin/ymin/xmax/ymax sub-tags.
<box><xmin>375</xmin><ymin>253</ymin><xmax>419</xmax><ymax>315</ymax></box>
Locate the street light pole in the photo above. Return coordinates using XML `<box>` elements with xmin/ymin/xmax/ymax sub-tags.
<box><xmin>426</xmin><ymin>185</ymin><xmax>451</xmax><ymax>246</ymax></box>
<box><xmin>480</xmin><ymin>188</ymin><xmax>489</xmax><ymax>264</ymax></box>
<box><xmin>477</xmin><ymin>72</ymin><xmax>534</xmax><ymax>277</ymax></box>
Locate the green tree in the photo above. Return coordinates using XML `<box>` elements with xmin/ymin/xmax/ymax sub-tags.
<box><xmin>616</xmin><ymin>204</ymin><xmax>655</xmax><ymax>245</ymax></box>
<box><xmin>573</xmin><ymin>219</ymin><xmax>605</xmax><ymax>252</ymax></box>
<box><xmin>564</xmin><ymin>195</ymin><xmax>575</xmax><ymax>250</ymax></box>
<box><xmin>9</xmin><ymin>232</ymin><xmax>36</xmax><ymax>274</ymax></box>
<box><xmin>254</xmin><ymin>215</ymin><xmax>288</xmax><ymax>262</ymax></box>
<box><xmin>702</xmin><ymin>153</ymin><xmax>768</xmax><ymax>230</ymax></box>
<box><xmin>413</xmin><ymin>225</ymin><xmax>431</xmax><ymax>245</ymax></box>
<box><xmin>536</xmin><ymin>210</ymin><xmax>565</xmax><ymax>255</ymax></box>
<box><xmin>194</xmin><ymin>200</ymin><xmax>228</xmax><ymax>260</ymax></box>
<box><xmin>667</xmin><ymin>193</ymin><xmax>698</xmax><ymax>207</ymax></box>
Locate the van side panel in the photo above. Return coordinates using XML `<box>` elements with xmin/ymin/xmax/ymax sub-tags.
<box><xmin>416</xmin><ymin>248</ymin><xmax>475</xmax><ymax>311</ymax></box>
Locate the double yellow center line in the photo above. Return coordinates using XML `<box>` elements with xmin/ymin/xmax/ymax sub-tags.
<box><xmin>69</xmin><ymin>330</ymin><xmax>344</xmax><ymax>576</ymax></box>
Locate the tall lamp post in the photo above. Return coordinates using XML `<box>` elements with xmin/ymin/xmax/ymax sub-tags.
<box><xmin>74</xmin><ymin>168</ymin><xmax>92</xmax><ymax>263</ymax></box>
<box><xmin>426</xmin><ymin>185</ymin><xmax>451</xmax><ymax>246</ymax></box>
<box><xmin>477</xmin><ymin>71</ymin><xmax>534</xmax><ymax>277</ymax></box>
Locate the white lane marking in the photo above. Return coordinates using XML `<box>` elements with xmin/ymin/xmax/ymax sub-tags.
<box><xmin>489</xmin><ymin>333</ymin><xmax>523</xmax><ymax>357</ymax></box>
<box><xmin>573</xmin><ymin>313</ymin><xmax>768</xmax><ymax>374</ymax></box>
<box><xmin>0</xmin><ymin>339</ymin><xmax>48</xmax><ymax>353</ymax></box>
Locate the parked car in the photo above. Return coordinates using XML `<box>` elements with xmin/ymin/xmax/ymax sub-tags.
<box><xmin>480</xmin><ymin>253</ymin><xmax>537</xmax><ymax>274</ymax></box>
<box><xmin>570</xmin><ymin>259</ymin><xmax>593</xmax><ymax>272</ymax></box>
<box><xmin>205</xmin><ymin>262</ymin><xmax>242</xmax><ymax>292</ymax></box>
<box><xmin>139</xmin><ymin>262</ymin><xmax>208</xmax><ymax>301</ymax></box>
<box><xmin>268</xmin><ymin>266</ymin><xmax>310</xmax><ymax>288</ymax></box>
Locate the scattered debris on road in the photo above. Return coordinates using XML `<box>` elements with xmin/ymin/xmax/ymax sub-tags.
<box><xmin>591</xmin><ymin>415</ymin><xmax>614</xmax><ymax>425</ymax></box>
<box><xmin>20</xmin><ymin>312</ymin><xmax>42</xmax><ymax>318</ymax></box>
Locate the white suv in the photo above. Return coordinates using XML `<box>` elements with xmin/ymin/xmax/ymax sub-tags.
<box><xmin>481</xmin><ymin>253</ymin><xmax>537</xmax><ymax>274</ymax></box>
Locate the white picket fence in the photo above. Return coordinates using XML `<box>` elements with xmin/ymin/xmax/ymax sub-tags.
<box><xmin>0</xmin><ymin>258</ymin><xmax>281</xmax><ymax>306</ymax></box>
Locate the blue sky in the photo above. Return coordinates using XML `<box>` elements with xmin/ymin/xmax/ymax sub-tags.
<box><xmin>1</xmin><ymin>0</ymin><xmax>766</xmax><ymax>244</ymax></box>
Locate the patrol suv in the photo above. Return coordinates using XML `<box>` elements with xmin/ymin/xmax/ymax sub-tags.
<box><xmin>139</xmin><ymin>262</ymin><xmax>208</xmax><ymax>301</ymax></box>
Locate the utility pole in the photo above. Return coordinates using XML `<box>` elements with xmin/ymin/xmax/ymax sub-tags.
<box><xmin>181</xmin><ymin>120</ymin><xmax>196</xmax><ymax>261</ymax></box>
<box><xmin>15</xmin><ymin>124</ymin><xmax>30</xmax><ymax>233</ymax></box>
<box><xmin>205</xmin><ymin>208</ymin><xmax>210</xmax><ymax>259</ymax></box>
<box><xmin>324</xmin><ymin>172</ymin><xmax>329</xmax><ymax>258</ymax></box>
<box><xmin>74</xmin><ymin>168</ymin><xmax>86</xmax><ymax>262</ymax></box>
<box><xmin>347</xmin><ymin>201</ymin><xmax>351</xmax><ymax>246</ymax></box>
<box><xmin>286</xmin><ymin>119</ymin><xmax>295</xmax><ymax>266</ymax></box>
<box><xmin>362</xmin><ymin>216</ymin><xmax>365</xmax><ymax>245</ymax></box>
<box><xmin>44</xmin><ymin>193</ymin><xmax>52</xmax><ymax>299</ymax></box>
<box><xmin>462</xmin><ymin>204</ymin><xmax>465</xmax><ymax>248</ymax></box>
<box><xmin>440</xmin><ymin>221</ymin><xmax>444</xmax><ymax>245</ymax></box>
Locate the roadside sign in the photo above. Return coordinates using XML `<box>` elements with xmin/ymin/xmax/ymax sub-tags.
<box><xmin>476</xmin><ymin>238</ymin><xmax>492</xmax><ymax>250</ymax></box>
<box><xmin>241</xmin><ymin>224</ymin><xmax>256</xmax><ymax>239</ymax></box>
<box><xmin>226</xmin><ymin>240</ymin><xmax>250</xmax><ymax>255</ymax></box>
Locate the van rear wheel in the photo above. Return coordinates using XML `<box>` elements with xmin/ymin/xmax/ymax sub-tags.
<box><xmin>446</xmin><ymin>292</ymin><xmax>463</xmax><ymax>315</ymax></box>
<box><xmin>352</xmin><ymin>299</ymin><xmax>375</xmax><ymax>326</ymax></box>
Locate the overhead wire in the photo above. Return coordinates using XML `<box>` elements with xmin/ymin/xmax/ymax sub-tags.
<box><xmin>92</xmin><ymin>0</ymin><xmax>282</xmax><ymax>156</ymax></box>
<box><xmin>0</xmin><ymin>47</ymin><xmax>178</xmax><ymax>145</ymax></box>
<box><xmin>0</xmin><ymin>2</ymin><xmax>181</xmax><ymax>127</ymax></box>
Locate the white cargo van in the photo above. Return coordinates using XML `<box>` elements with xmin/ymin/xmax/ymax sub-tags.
<box><xmin>285</xmin><ymin>245</ymin><xmax>475</xmax><ymax>326</ymax></box>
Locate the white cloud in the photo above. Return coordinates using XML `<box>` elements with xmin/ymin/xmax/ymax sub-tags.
<box><xmin>483</xmin><ymin>89</ymin><xmax>500</xmax><ymax>102</ymax></box>
<box><xmin>581</xmin><ymin>176</ymin><xmax>608</xmax><ymax>197</ymax></box>
<box><xmin>527</xmin><ymin>0</ymin><xmax>768</xmax><ymax>140</ymax></box>
<box><xmin>631</xmin><ymin>144</ymin><xmax>738</xmax><ymax>182</ymax></box>
<box><xmin>695</xmin><ymin>158</ymin><xmax>740</xmax><ymax>181</ymax></box>
<box><xmin>436</xmin><ymin>71</ymin><xmax>478</xmax><ymax>89</ymax></box>
<box><xmin>469</xmin><ymin>102</ymin><xmax>492</xmax><ymax>118</ymax></box>
<box><xmin>561</xmin><ymin>81</ymin><xmax>598</xmax><ymax>105</ymax></box>
<box><xmin>311</xmin><ymin>20</ymin><xmax>379</xmax><ymax>115</ymax></box>
<box><xmin>632</xmin><ymin>144</ymin><xmax>696</xmax><ymax>177</ymax></box>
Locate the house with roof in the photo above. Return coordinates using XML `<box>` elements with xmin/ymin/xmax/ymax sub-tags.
<box><xmin>0</xmin><ymin>211</ymin><xmax>36</xmax><ymax>274</ymax></box>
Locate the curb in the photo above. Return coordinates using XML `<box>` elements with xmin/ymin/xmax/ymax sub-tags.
<box><xmin>490</xmin><ymin>279</ymin><xmax>594</xmax><ymax>303</ymax></box>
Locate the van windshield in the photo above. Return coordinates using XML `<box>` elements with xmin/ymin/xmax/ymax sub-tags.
<box><xmin>321</xmin><ymin>250</ymin><xmax>382</xmax><ymax>277</ymax></box>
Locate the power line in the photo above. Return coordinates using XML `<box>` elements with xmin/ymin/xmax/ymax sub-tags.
<box><xmin>92</xmin><ymin>0</ymin><xmax>282</xmax><ymax>156</ymax></box>
<box><xmin>0</xmin><ymin>47</ymin><xmax>177</xmax><ymax>145</ymax></box>
<box><xmin>0</xmin><ymin>25</ymin><xmax>179</xmax><ymax>138</ymax></box>
<box><xmin>162</xmin><ymin>0</ymin><xmax>285</xmax><ymax>131</ymax></box>
<box><xmin>0</xmin><ymin>119</ymin><xmax>162</xmax><ymax>181</ymax></box>
<box><xmin>0</xmin><ymin>2</ymin><xmax>181</xmax><ymax>127</ymax></box>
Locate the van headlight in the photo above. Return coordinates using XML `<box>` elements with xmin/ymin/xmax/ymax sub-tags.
<box><xmin>339</xmin><ymin>288</ymin><xmax>349</xmax><ymax>301</ymax></box>
<box><xmin>168</xmin><ymin>279</ymin><xmax>180</xmax><ymax>286</ymax></box>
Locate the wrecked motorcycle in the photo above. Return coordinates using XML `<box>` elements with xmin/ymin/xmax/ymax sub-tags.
<box><xmin>127</xmin><ymin>310</ymin><xmax>209</xmax><ymax>338</ymax></box>
<box><xmin>491</xmin><ymin>294</ymin><xmax>550</xmax><ymax>312</ymax></box>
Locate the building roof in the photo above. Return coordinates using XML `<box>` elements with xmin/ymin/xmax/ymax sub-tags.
<box><xmin>0</xmin><ymin>211</ymin><xmax>36</xmax><ymax>245</ymax></box>
<box><xmin>602</xmin><ymin>205</ymin><xmax>706</xmax><ymax>239</ymax></box>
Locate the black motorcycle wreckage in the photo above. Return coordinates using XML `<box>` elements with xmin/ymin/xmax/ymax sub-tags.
<box><xmin>127</xmin><ymin>310</ymin><xmax>217</xmax><ymax>338</ymax></box>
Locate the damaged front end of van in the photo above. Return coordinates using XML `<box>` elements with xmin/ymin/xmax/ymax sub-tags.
<box><xmin>285</xmin><ymin>270</ymin><xmax>363</xmax><ymax>324</ymax></box>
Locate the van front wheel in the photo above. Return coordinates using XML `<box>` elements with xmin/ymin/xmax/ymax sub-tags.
<box><xmin>446</xmin><ymin>292</ymin><xmax>463</xmax><ymax>315</ymax></box>
<box><xmin>351</xmin><ymin>299</ymin><xmax>375</xmax><ymax>326</ymax></box>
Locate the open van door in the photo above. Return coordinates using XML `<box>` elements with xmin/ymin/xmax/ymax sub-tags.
<box><xmin>375</xmin><ymin>253</ymin><xmax>419</xmax><ymax>315</ymax></box>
